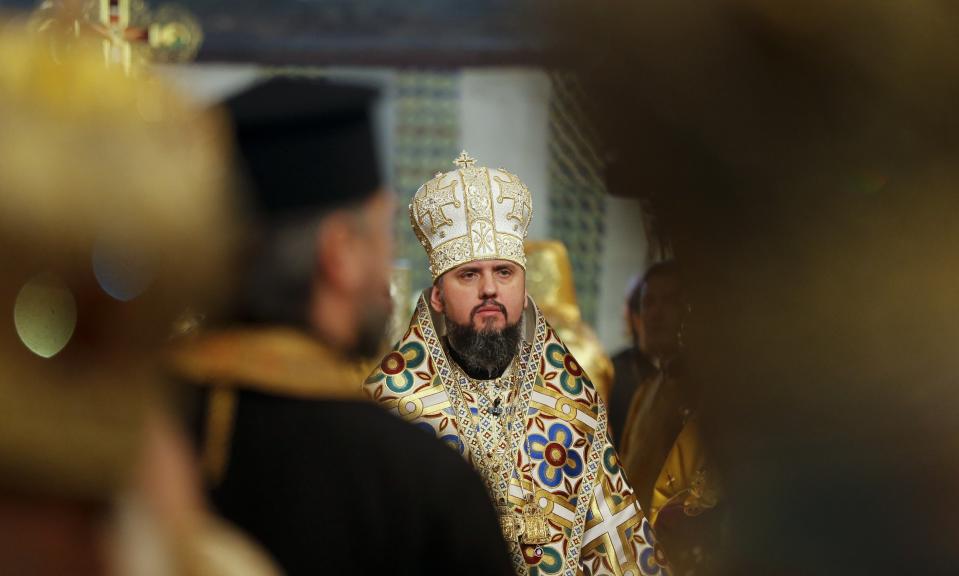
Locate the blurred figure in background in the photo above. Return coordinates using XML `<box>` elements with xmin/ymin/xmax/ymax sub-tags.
<box><xmin>550</xmin><ymin>0</ymin><xmax>959</xmax><ymax>572</ymax></box>
<box><xmin>168</xmin><ymin>78</ymin><xmax>512</xmax><ymax>576</ymax></box>
<box><xmin>0</xmin><ymin>28</ymin><xmax>275</xmax><ymax>576</ymax></box>
<box><xmin>619</xmin><ymin>261</ymin><xmax>721</xmax><ymax>574</ymax></box>
<box><xmin>620</xmin><ymin>261</ymin><xmax>691</xmax><ymax>512</ymax></box>
<box><xmin>607</xmin><ymin>274</ymin><xmax>657</xmax><ymax>449</ymax></box>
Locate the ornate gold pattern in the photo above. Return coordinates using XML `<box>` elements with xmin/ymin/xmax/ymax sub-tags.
<box><xmin>497</xmin><ymin>234</ymin><xmax>527</xmax><ymax>266</ymax></box>
<box><xmin>454</xmin><ymin>150</ymin><xmax>477</xmax><ymax>168</ymax></box>
<box><xmin>364</xmin><ymin>295</ymin><xmax>669</xmax><ymax>576</ymax></box>
<box><xmin>414</xmin><ymin>176</ymin><xmax>460</xmax><ymax>235</ymax></box>
<box><xmin>427</xmin><ymin>237</ymin><xmax>472</xmax><ymax>276</ymax></box>
<box><xmin>520</xmin><ymin>495</ymin><xmax>552</xmax><ymax>545</ymax></box>
<box><xmin>409</xmin><ymin>151</ymin><xmax>533</xmax><ymax>279</ymax></box>
<box><xmin>495</xmin><ymin>171</ymin><xmax>533</xmax><ymax>229</ymax></box>
<box><xmin>649</xmin><ymin>417</ymin><xmax>719</xmax><ymax>525</ymax></box>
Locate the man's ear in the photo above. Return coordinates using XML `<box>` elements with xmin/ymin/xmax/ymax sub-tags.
<box><xmin>429</xmin><ymin>284</ymin><xmax>444</xmax><ymax>314</ymax></box>
<box><xmin>315</xmin><ymin>214</ymin><xmax>362</xmax><ymax>292</ymax></box>
<box><xmin>521</xmin><ymin>268</ymin><xmax>529</xmax><ymax>309</ymax></box>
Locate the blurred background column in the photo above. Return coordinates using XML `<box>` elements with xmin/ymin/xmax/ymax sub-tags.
<box><xmin>459</xmin><ymin>68</ymin><xmax>552</xmax><ymax>240</ymax></box>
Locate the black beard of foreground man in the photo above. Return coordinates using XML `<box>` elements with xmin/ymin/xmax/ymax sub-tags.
<box><xmin>168</xmin><ymin>78</ymin><xmax>513</xmax><ymax>576</ymax></box>
<box><xmin>365</xmin><ymin>152</ymin><xmax>671</xmax><ymax>575</ymax></box>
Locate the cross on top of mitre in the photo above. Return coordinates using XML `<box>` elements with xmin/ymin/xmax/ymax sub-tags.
<box><xmin>453</xmin><ymin>150</ymin><xmax>476</xmax><ymax>169</ymax></box>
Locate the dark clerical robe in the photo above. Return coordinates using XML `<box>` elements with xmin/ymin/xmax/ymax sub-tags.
<box><xmin>170</xmin><ymin>328</ymin><xmax>513</xmax><ymax>576</ymax></box>
<box><xmin>620</xmin><ymin>360</ymin><xmax>721</xmax><ymax>574</ymax></box>
<box><xmin>608</xmin><ymin>347</ymin><xmax>656</xmax><ymax>450</ymax></box>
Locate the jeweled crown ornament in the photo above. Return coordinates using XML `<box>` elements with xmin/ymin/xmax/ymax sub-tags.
<box><xmin>30</xmin><ymin>0</ymin><xmax>203</xmax><ymax>76</ymax></box>
<box><xmin>410</xmin><ymin>151</ymin><xmax>533</xmax><ymax>280</ymax></box>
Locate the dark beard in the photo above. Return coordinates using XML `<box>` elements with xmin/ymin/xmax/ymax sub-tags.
<box><xmin>445</xmin><ymin>317</ymin><xmax>521</xmax><ymax>379</ymax></box>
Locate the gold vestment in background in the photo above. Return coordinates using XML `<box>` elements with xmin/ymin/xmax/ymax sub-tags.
<box><xmin>525</xmin><ymin>240</ymin><xmax>614</xmax><ymax>402</ymax></box>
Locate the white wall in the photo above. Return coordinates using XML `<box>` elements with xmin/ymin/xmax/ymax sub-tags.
<box><xmin>459</xmin><ymin>68</ymin><xmax>648</xmax><ymax>352</ymax></box>
<box><xmin>156</xmin><ymin>63</ymin><xmax>261</xmax><ymax>105</ymax></box>
<box><xmin>459</xmin><ymin>69</ymin><xmax>552</xmax><ymax>240</ymax></box>
<box><xmin>597</xmin><ymin>196</ymin><xmax>649</xmax><ymax>353</ymax></box>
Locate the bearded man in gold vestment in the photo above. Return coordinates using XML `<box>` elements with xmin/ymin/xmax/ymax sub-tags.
<box><xmin>365</xmin><ymin>152</ymin><xmax>671</xmax><ymax>576</ymax></box>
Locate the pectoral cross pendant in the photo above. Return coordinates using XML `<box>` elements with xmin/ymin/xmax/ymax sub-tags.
<box><xmin>519</xmin><ymin>496</ymin><xmax>551</xmax><ymax>545</ymax></box>
<box><xmin>497</xmin><ymin>503</ymin><xmax>518</xmax><ymax>541</ymax></box>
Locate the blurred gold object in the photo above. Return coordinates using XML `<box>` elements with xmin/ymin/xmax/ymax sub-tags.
<box><xmin>525</xmin><ymin>240</ymin><xmax>613</xmax><ymax>401</ymax></box>
<box><xmin>0</xmin><ymin>26</ymin><xmax>278</xmax><ymax>576</ymax></box>
<box><xmin>145</xmin><ymin>3</ymin><xmax>203</xmax><ymax>63</ymax></box>
<box><xmin>30</xmin><ymin>0</ymin><xmax>203</xmax><ymax>75</ymax></box>
<box><xmin>0</xmin><ymin>27</ymin><xmax>232</xmax><ymax>500</ymax></box>
<box><xmin>646</xmin><ymin>417</ymin><xmax>721</xmax><ymax>573</ymax></box>
<box><xmin>648</xmin><ymin>418</ymin><xmax>719</xmax><ymax>526</ymax></box>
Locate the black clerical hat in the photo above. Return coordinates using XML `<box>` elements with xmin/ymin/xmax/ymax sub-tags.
<box><xmin>225</xmin><ymin>77</ymin><xmax>381</xmax><ymax>216</ymax></box>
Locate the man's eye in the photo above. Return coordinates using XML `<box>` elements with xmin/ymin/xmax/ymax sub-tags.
<box><xmin>461</xmin><ymin>272</ymin><xmax>476</xmax><ymax>280</ymax></box>
<box><xmin>497</xmin><ymin>269</ymin><xmax>512</xmax><ymax>277</ymax></box>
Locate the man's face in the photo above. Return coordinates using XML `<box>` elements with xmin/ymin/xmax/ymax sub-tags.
<box><xmin>638</xmin><ymin>273</ymin><xmax>684</xmax><ymax>361</ymax></box>
<box><xmin>430</xmin><ymin>260</ymin><xmax>527</xmax><ymax>332</ymax></box>
<box><xmin>351</xmin><ymin>189</ymin><xmax>396</xmax><ymax>357</ymax></box>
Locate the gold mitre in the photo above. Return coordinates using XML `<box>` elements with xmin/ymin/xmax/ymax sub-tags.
<box><xmin>410</xmin><ymin>151</ymin><xmax>533</xmax><ymax>280</ymax></box>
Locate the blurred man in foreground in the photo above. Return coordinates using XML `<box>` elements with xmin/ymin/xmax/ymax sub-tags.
<box><xmin>0</xmin><ymin>29</ymin><xmax>275</xmax><ymax>576</ymax></box>
<box><xmin>168</xmin><ymin>78</ymin><xmax>512</xmax><ymax>576</ymax></box>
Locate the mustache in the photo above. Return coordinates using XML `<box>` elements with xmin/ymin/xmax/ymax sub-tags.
<box><xmin>470</xmin><ymin>299</ymin><xmax>508</xmax><ymax>321</ymax></box>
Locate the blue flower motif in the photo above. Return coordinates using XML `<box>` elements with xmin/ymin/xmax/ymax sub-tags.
<box><xmin>603</xmin><ymin>445</ymin><xmax>620</xmax><ymax>475</ymax></box>
<box><xmin>639</xmin><ymin>547</ymin><xmax>662</xmax><ymax>575</ymax></box>
<box><xmin>528</xmin><ymin>422</ymin><xmax>584</xmax><ymax>487</ymax></box>
<box><xmin>440</xmin><ymin>433</ymin><xmax>465</xmax><ymax>455</ymax></box>
<box><xmin>637</xmin><ymin>520</ymin><xmax>669</xmax><ymax>575</ymax></box>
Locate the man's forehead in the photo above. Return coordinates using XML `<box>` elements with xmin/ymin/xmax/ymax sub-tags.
<box><xmin>450</xmin><ymin>259</ymin><xmax>521</xmax><ymax>272</ymax></box>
